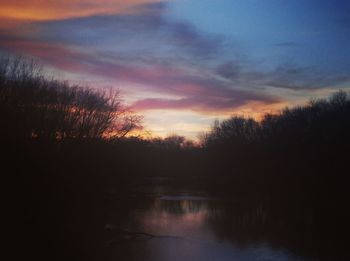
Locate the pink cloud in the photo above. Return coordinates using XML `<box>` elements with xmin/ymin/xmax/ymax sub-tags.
<box><xmin>0</xmin><ymin>38</ymin><xmax>280</xmax><ymax>114</ymax></box>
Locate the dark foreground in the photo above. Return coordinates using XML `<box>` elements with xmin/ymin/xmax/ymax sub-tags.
<box><xmin>8</xmin><ymin>173</ymin><xmax>350</xmax><ymax>261</ymax></box>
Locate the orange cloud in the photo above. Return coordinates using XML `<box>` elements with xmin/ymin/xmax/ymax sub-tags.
<box><xmin>0</xmin><ymin>0</ymin><xmax>165</xmax><ymax>21</ymax></box>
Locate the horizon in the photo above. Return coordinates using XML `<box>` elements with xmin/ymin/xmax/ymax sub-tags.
<box><xmin>1</xmin><ymin>0</ymin><xmax>349</xmax><ymax>138</ymax></box>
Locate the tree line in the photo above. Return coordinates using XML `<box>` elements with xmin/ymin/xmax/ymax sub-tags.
<box><xmin>202</xmin><ymin>91</ymin><xmax>350</xmax><ymax>149</ymax></box>
<box><xmin>1</xmin><ymin>56</ymin><xmax>349</xmax><ymax>179</ymax></box>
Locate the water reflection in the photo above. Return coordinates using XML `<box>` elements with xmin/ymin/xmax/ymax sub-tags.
<box><xmin>137</xmin><ymin>198</ymin><xmax>212</xmax><ymax>238</ymax></box>
<box><xmin>106</xmin><ymin>194</ymin><xmax>312</xmax><ymax>261</ymax></box>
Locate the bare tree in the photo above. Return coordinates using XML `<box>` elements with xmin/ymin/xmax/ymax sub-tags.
<box><xmin>0</xmin><ymin>56</ymin><xmax>143</xmax><ymax>141</ymax></box>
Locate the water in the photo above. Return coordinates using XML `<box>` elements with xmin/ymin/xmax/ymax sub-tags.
<box><xmin>101</xmin><ymin>183</ymin><xmax>324</xmax><ymax>261</ymax></box>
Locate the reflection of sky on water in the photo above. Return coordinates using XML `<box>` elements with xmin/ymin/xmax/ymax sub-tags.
<box><xmin>139</xmin><ymin>198</ymin><xmax>212</xmax><ymax>238</ymax></box>
<box><xmin>116</xmin><ymin>196</ymin><xmax>308</xmax><ymax>261</ymax></box>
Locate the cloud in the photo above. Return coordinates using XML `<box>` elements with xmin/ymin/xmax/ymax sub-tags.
<box><xmin>0</xmin><ymin>1</ymin><xmax>224</xmax><ymax>73</ymax></box>
<box><xmin>0</xmin><ymin>35</ymin><xmax>280</xmax><ymax>113</ymax></box>
<box><xmin>264</xmin><ymin>64</ymin><xmax>350</xmax><ymax>90</ymax></box>
<box><xmin>216</xmin><ymin>61</ymin><xmax>350</xmax><ymax>91</ymax></box>
<box><xmin>132</xmin><ymin>92</ymin><xmax>278</xmax><ymax>113</ymax></box>
<box><xmin>130</xmin><ymin>1</ymin><xmax>168</xmax><ymax>14</ymax></box>
<box><xmin>27</xmin><ymin>9</ymin><xmax>223</xmax><ymax>61</ymax></box>
<box><xmin>0</xmin><ymin>39</ymin><xmax>89</xmax><ymax>71</ymax></box>
<box><xmin>216</xmin><ymin>62</ymin><xmax>242</xmax><ymax>81</ymax></box>
<box><xmin>0</xmin><ymin>1</ymin><xmax>223</xmax><ymax>68</ymax></box>
<box><xmin>0</xmin><ymin>0</ymin><xmax>167</xmax><ymax>20</ymax></box>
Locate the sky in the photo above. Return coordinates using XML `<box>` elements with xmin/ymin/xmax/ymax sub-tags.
<box><xmin>0</xmin><ymin>0</ymin><xmax>349</xmax><ymax>139</ymax></box>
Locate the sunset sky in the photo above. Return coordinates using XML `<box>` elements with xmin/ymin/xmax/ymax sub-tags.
<box><xmin>1</xmin><ymin>0</ymin><xmax>349</xmax><ymax>138</ymax></box>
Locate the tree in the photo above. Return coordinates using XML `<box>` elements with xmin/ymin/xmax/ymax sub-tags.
<box><xmin>0</xmin><ymin>56</ymin><xmax>142</xmax><ymax>141</ymax></box>
<box><xmin>201</xmin><ymin>116</ymin><xmax>259</xmax><ymax>147</ymax></box>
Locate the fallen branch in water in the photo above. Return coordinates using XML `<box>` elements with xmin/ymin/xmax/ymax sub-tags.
<box><xmin>104</xmin><ymin>224</ymin><xmax>183</xmax><ymax>246</ymax></box>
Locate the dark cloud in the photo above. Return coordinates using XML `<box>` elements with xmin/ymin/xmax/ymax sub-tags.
<box><xmin>264</xmin><ymin>64</ymin><xmax>350</xmax><ymax>90</ymax></box>
<box><xmin>167</xmin><ymin>21</ymin><xmax>223</xmax><ymax>59</ymax></box>
<box><xmin>25</xmin><ymin>4</ymin><xmax>222</xmax><ymax>61</ymax></box>
<box><xmin>216</xmin><ymin>62</ymin><xmax>242</xmax><ymax>80</ymax></box>
<box><xmin>216</xmin><ymin>61</ymin><xmax>350</xmax><ymax>91</ymax></box>
<box><xmin>129</xmin><ymin>1</ymin><xmax>167</xmax><ymax>13</ymax></box>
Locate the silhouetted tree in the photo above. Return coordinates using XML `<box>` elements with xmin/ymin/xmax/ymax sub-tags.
<box><xmin>201</xmin><ymin>117</ymin><xmax>259</xmax><ymax>148</ymax></box>
<box><xmin>0</xmin><ymin>56</ymin><xmax>142</xmax><ymax>142</ymax></box>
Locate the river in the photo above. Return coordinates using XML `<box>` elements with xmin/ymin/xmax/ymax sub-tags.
<box><xmin>97</xmin><ymin>179</ymin><xmax>339</xmax><ymax>261</ymax></box>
